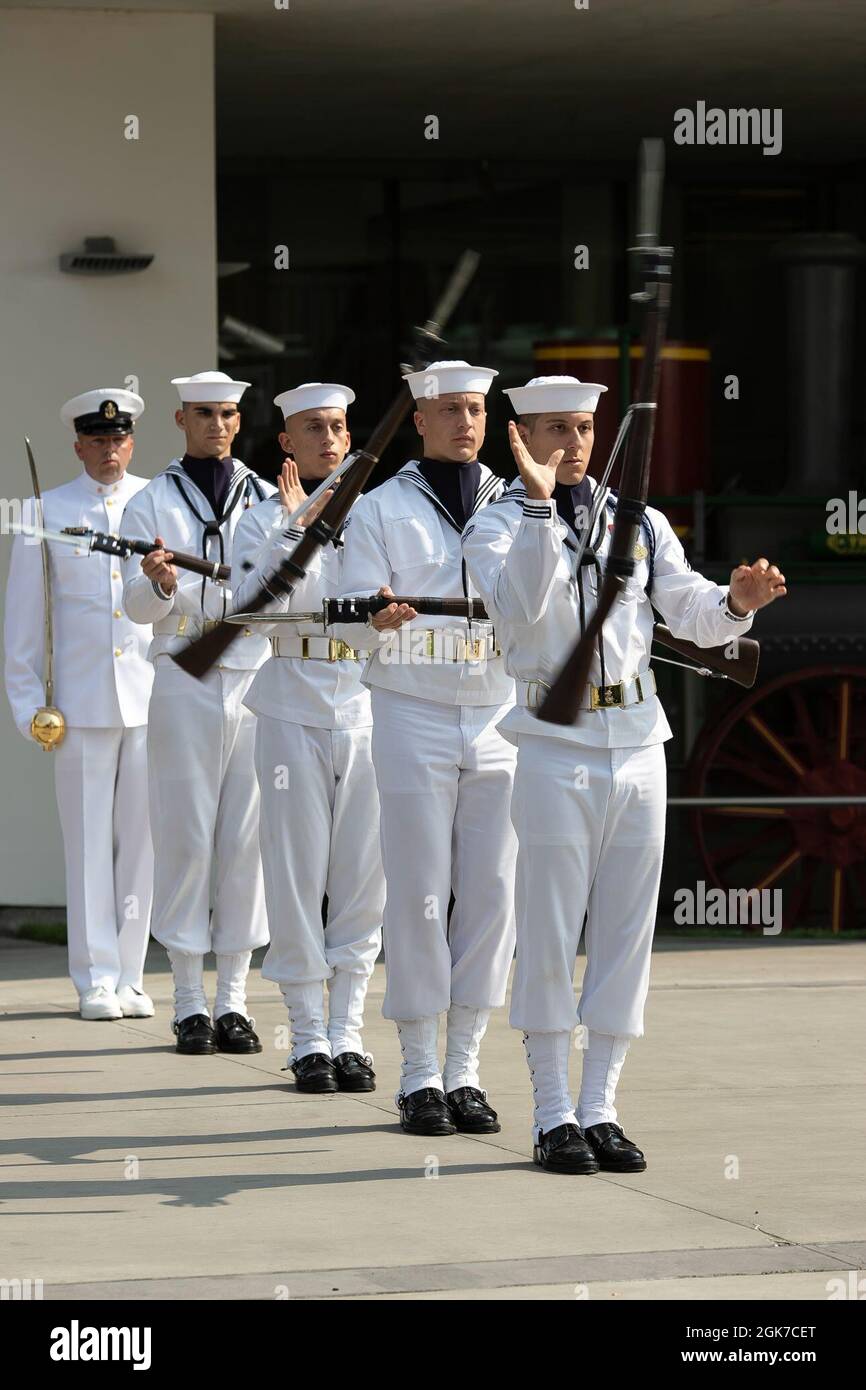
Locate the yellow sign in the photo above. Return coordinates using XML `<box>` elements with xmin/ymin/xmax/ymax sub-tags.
<box><xmin>827</xmin><ymin>534</ymin><xmax>866</xmax><ymax>556</ymax></box>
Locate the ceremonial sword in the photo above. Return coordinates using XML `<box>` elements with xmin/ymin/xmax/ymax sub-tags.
<box><xmin>23</xmin><ymin>438</ymin><xmax>66</xmax><ymax>749</ymax></box>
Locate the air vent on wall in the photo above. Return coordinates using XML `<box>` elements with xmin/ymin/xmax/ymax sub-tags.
<box><xmin>59</xmin><ymin>236</ymin><xmax>154</xmax><ymax>275</ymax></box>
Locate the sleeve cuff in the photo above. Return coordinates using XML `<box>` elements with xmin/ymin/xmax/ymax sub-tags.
<box><xmin>521</xmin><ymin>498</ymin><xmax>557</xmax><ymax>522</ymax></box>
<box><xmin>721</xmin><ymin>591</ymin><xmax>754</xmax><ymax>622</ymax></box>
<box><xmin>151</xmin><ymin>580</ymin><xmax>175</xmax><ymax>601</ymax></box>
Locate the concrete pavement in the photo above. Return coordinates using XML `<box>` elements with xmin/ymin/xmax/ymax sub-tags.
<box><xmin>1</xmin><ymin>935</ymin><xmax>864</xmax><ymax>1301</ymax></box>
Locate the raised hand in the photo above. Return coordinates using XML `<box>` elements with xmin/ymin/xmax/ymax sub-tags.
<box><xmin>508</xmin><ymin>421</ymin><xmax>564</xmax><ymax>500</ymax></box>
<box><xmin>728</xmin><ymin>557</ymin><xmax>787</xmax><ymax>615</ymax></box>
<box><xmin>278</xmin><ymin>458</ymin><xmax>335</xmax><ymax>529</ymax></box>
<box><xmin>277</xmin><ymin>458</ymin><xmax>306</xmax><ymax>520</ymax></box>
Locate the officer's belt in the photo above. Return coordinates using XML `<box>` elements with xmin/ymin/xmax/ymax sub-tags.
<box><xmin>518</xmin><ymin>668</ymin><xmax>656</xmax><ymax>713</ymax></box>
<box><xmin>380</xmin><ymin>629</ymin><xmax>501</xmax><ymax>663</ymax></box>
<box><xmin>271</xmin><ymin>634</ymin><xmax>366</xmax><ymax>662</ymax></box>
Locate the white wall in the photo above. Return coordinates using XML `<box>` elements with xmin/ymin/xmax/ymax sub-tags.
<box><xmin>0</xmin><ymin>8</ymin><xmax>217</xmax><ymax>905</ymax></box>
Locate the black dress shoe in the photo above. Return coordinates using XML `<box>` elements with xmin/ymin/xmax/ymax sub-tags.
<box><xmin>172</xmin><ymin>1014</ymin><xmax>216</xmax><ymax>1055</ymax></box>
<box><xmin>584</xmin><ymin>1122</ymin><xmax>647</xmax><ymax>1172</ymax></box>
<box><xmin>333</xmin><ymin>1052</ymin><xmax>376</xmax><ymax>1092</ymax></box>
<box><xmin>446</xmin><ymin>1086</ymin><xmax>501</xmax><ymax>1134</ymax></box>
<box><xmin>290</xmin><ymin>1052</ymin><xmax>338</xmax><ymax>1093</ymax></box>
<box><xmin>214</xmin><ymin>1012</ymin><xmax>262</xmax><ymax>1054</ymax></box>
<box><xmin>533</xmin><ymin>1124</ymin><xmax>599</xmax><ymax>1174</ymax></box>
<box><xmin>398</xmin><ymin>1088</ymin><xmax>456</xmax><ymax>1136</ymax></box>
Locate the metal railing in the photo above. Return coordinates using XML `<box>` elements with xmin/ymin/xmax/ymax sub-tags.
<box><xmin>668</xmin><ymin>796</ymin><xmax>866</xmax><ymax>807</ymax></box>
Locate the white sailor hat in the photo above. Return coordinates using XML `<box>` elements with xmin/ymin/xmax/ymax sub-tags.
<box><xmin>171</xmin><ymin>371</ymin><xmax>251</xmax><ymax>404</ymax></box>
<box><xmin>503</xmin><ymin>375</ymin><xmax>608</xmax><ymax>415</ymax></box>
<box><xmin>274</xmin><ymin>382</ymin><xmax>356</xmax><ymax>419</ymax></box>
<box><xmin>402</xmin><ymin>359</ymin><xmax>498</xmax><ymax>402</ymax></box>
<box><xmin>61</xmin><ymin>388</ymin><xmax>145</xmax><ymax>434</ymax></box>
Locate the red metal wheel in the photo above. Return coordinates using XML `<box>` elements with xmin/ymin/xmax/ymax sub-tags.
<box><xmin>686</xmin><ymin>666</ymin><xmax>866</xmax><ymax>932</ymax></box>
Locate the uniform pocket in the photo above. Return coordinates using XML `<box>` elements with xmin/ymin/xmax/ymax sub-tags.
<box><xmin>51</xmin><ymin>549</ymin><xmax>102</xmax><ymax>596</ymax></box>
<box><xmin>386</xmin><ymin>516</ymin><xmax>449</xmax><ymax>572</ymax></box>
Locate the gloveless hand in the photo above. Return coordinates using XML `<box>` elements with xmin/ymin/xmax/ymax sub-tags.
<box><xmin>371</xmin><ymin>586</ymin><xmax>417</xmax><ymax>631</ymax></box>
<box><xmin>507</xmin><ymin>421</ymin><xmax>564</xmax><ymax>500</ymax></box>
<box><xmin>278</xmin><ymin>458</ymin><xmax>334</xmax><ymax>528</ymax></box>
<box><xmin>141</xmin><ymin>536</ymin><xmax>178</xmax><ymax>594</ymax></box>
<box><xmin>728</xmin><ymin>557</ymin><xmax>787</xmax><ymax>615</ymax></box>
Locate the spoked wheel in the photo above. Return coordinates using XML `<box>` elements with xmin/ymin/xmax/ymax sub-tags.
<box><xmin>686</xmin><ymin>666</ymin><xmax>866</xmax><ymax>932</ymax></box>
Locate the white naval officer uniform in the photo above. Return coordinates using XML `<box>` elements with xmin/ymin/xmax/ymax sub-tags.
<box><xmin>4</xmin><ymin>466</ymin><xmax>155</xmax><ymax>1004</ymax></box>
<box><xmin>232</xmin><ymin>492</ymin><xmax>384</xmax><ymax>1061</ymax></box>
<box><xmin>462</xmin><ymin>471</ymin><xmax>755</xmax><ymax>1137</ymax></box>
<box><xmin>121</xmin><ymin>451</ymin><xmax>275</xmax><ymax>1020</ymax></box>
<box><xmin>339</xmin><ymin>446</ymin><xmax>518</xmax><ymax>1098</ymax></box>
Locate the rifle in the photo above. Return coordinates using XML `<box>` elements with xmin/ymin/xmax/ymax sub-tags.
<box><xmin>9</xmin><ymin>522</ymin><xmax>231</xmax><ymax>582</ymax></box>
<box><xmin>539</xmin><ymin>140</ymin><xmax>672</xmax><ymax>723</ymax></box>
<box><xmin>227</xmin><ymin>596</ymin><xmax>759</xmax><ymax>687</ymax></box>
<box><xmin>173</xmin><ymin>249</ymin><xmax>481</xmax><ymax>680</ymax></box>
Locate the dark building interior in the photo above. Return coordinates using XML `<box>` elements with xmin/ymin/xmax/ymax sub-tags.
<box><xmin>208</xmin><ymin>0</ymin><xmax>866</xmax><ymax>930</ymax></box>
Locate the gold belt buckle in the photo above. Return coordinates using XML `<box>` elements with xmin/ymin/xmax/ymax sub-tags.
<box><xmin>328</xmin><ymin>638</ymin><xmax>355</xmax><ymax>661</ymax></box>
<box><xmin>590</xmin><ymin>681</ymin><xmax>625</xmax><ymax>710</ymax></box>
<box><xmin>301</xmin><ymin>635</ymin><xmax>310</xmax><ymax>659</ymax></box>
<box><xmin>470</xmin><ymin>637</ymin><xmax>486</xmax><ymax>661</ymax></box>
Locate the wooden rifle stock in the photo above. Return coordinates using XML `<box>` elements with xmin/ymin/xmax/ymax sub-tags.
<box><xmin>652</xmin><ymin>623</ymin><xmax>759</xmax><ymax>687</ymax></box>
<box><xmin>160</xmin><ymin>549</ymin><xmax>231</xmax><ymax>582</ymax></box>
<box><xmin>539</xmin><ymin>618</ymin><xmax>760</xmax><ymax>724</ymax></box>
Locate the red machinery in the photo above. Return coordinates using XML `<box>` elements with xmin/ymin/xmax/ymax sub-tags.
<box><xmin>533</xmin><ymin>339</ymin><xmax>711</xmax><ymax>499</ymax></box>
<box><xmin>687</xmin><ymin>666</ymin><xmax>866</xmax><ymax>933</ymax></box>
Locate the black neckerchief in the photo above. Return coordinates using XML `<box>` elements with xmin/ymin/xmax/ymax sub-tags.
<box><xmin>180</xmin><ymin>454</ymin><xmax>233</xmax><ymax>515</ymax></box>
<box><xmin>552</xmin><ymin>476</ymin><xmax>593</xmax><ymax>538</ymax></box>
<box><xmin>418</xmin><ymin>457</ymin><xmax>481</xmax><ymax>530</ymax></box>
